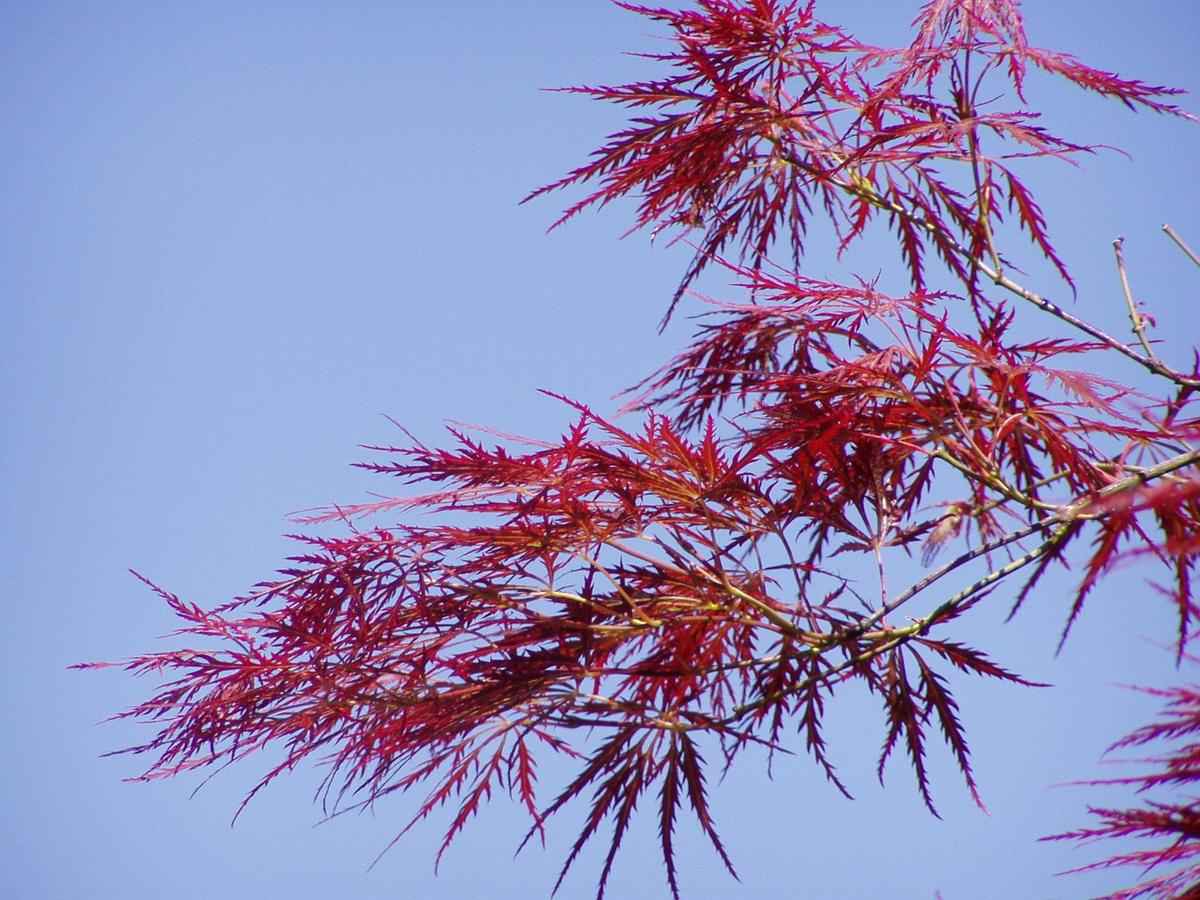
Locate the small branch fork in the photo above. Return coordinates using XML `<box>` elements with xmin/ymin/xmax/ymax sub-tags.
<box><xmin>775</xmin><ymin>143</ymin><xmax>1200</xmax><ymax>389</ymax></box>
<box><xmin>914</xmin><ymin>213</ymin><xmax>1199</xmax><ymax>389</ymax></box>
<box><xmin>570</xmin><ymin>444</ymin><xmax>1200</xmax><ymax>737</ymax></box>
<box><xmin>855</xmin><ymin>446</ymin><xmax>1199</xmax><ymax>628</ymax></box>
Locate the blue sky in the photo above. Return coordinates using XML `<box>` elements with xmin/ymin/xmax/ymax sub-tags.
<box><xmin>3</xmin><ymin>2</ymin><xmax>1199</xmax><ymax>898</ymax></box>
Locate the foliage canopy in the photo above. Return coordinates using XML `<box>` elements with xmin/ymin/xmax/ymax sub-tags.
<box><xmin>87</xmin><ymin>2</ymin><xmax>1200</xmax><ymax>897</ymax></box>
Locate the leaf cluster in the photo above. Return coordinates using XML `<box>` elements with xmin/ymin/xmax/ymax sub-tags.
<box><xmin>87</xmin><ymin>2</ymin><xmax>1200</xmax><ymax>897</ymax></box>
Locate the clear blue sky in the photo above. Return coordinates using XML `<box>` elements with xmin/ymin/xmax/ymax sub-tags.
<box><xmin>3</xmin><ymin>3</ymin><xmax>1198</xmax><ymax>898</ymax></box>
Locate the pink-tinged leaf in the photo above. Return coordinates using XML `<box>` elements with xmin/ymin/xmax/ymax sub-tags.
<box><xmin>1003</xmin><ymin>169</ymin><xmax>1074</xmax><ymax>292</ymax></box>
<box><xmin>1046</xmin><ymin>662</ymin><xmax>1200</xmax><ymax>898</ymax></box>
<box><xmin>877</xmin><ymin>651</ymin><xmax>938</xmax><ymax>816</ymax></box>
<box><xmin>911</xmin><ymin>652</ymin><xmax>986</xmax><ymax>811</ymax></box>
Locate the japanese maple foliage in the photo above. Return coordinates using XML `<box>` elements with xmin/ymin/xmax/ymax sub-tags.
<box><xmin>86</xmin><ymin>2</ymin><xmax>1200</xmax><ymax>898</ymax></box>
<box><xmin>1046</xmin><ymin>672</ymin><xmax>1200</xmax><ymax>900</ymax></box>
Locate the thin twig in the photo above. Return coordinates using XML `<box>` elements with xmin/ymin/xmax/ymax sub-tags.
<box><xmin>1164</xmin><ymin>224</ymin><xmax>1200</xmax><ymax>269</ymax></box>
<box><xmin>1113</xmin><ymin>237</ymin><xmax>1159</xmax><ymax>361</ymax></box>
